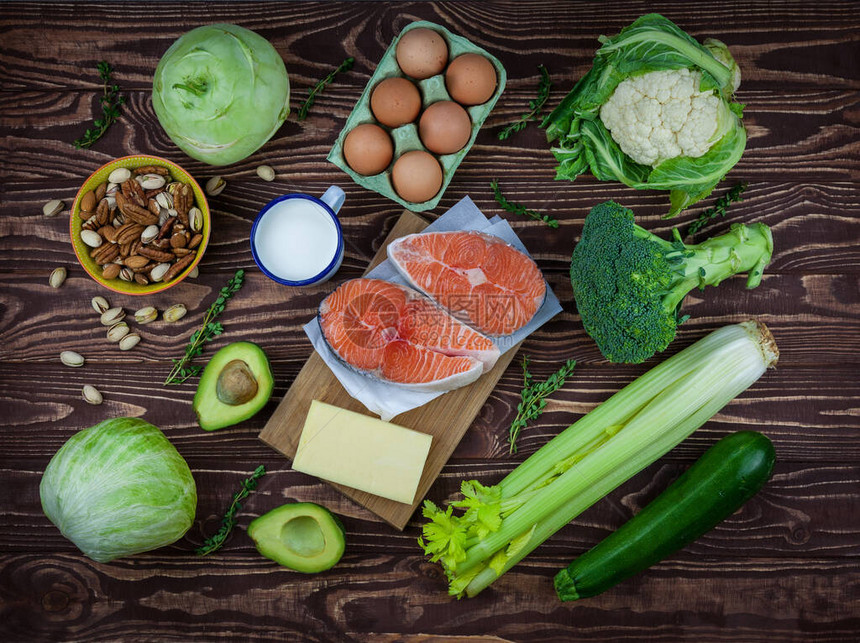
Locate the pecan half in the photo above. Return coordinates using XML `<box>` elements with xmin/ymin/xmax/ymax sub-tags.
<box><xmin>117</xmin><ymin>192</ymin><xmax>158</xmax><ymax>226</ymax></box>
<box><xmin>173</xmin><ymin>247</ymin><xmax>192</xmax><ymax>257</ymax></box>
<box><xmin>138</xmin><ymin>245</ymin><xmax>176</xmax><ymax>263</ymax></box>
<box><xmin>161</xmin><ymin>252</ymin><xmax>196</xmax><ymax>282</ymax></box>
<box><xmin>156</xmin><ymin>217</ymin><xmax>176</xmax><ymax>241</ymax></box>
<box><xmin>96</xmin><ymin>199</ymin><xmax>111</xmax><ymax>226</ymax></box>
<box><xmin>147</xmin><ymin>199</ymin><xmax>160</xmax><ymax>216</ymax></box>
<box><xmin>121</xmin><ymin>178</ymin><xmax>146</xmax><ymax>207</ymax></box>
<box><xmin>116</xmin><ymin>223</ymin><xmax>145</xmax><ymax>245</ymax></box>
<box><xmin>173</xmin><ymin>183</ymin><xmax>192</xmax><ymax>225</ymax></box>
<box><xmin>134</xmin><ymin>165</ymin><xmax>170</xmax><ymax>176</ymax></box>
<box><xmin>93</xmin><ymin>244</ymin><xmax>120</xmax><ymax>265</ymax></box>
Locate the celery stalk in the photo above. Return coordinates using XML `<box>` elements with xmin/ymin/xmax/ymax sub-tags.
<box><xmin>419</xmin><ymin>321</ymin><xmax>778</xmax><ymax>598</ymax></box>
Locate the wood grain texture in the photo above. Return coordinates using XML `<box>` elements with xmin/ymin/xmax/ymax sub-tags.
<box><xmin>1</xmin><ymin>1</ymin><xmax>858</xmax><ymax>641</ymax></box>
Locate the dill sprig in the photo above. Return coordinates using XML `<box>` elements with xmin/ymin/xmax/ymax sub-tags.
<box><xmin>491</xmin><ymin>179</ymin><xmax>558</xmax><ymax>228</ymax></box>
<box><xmin>164</xmin><ymin>269</ymin><xmax>246</xmax><ymax>385</ymax></box>
<box><xmin>297</xmin><ymin>57</ymin><xmax>355</xmax><ymax>120</ymax></box>
<box><xmin>74</xmin><ymin>61</ymin><xmax>125</xmax><ymax>149</ymax></box>
<box><xmin>686</xmin><ymin>182</ymin><xmax>749</xmax><ymax>237</ymax></box>
<box><xmin>196</xmin><ymin>465</ymin><xmax>266</xmax><ymax>556</ymax></box>
<box><xmin>498</xmin><ymin>65</ymin><xmax>551</xmax><ymax>140</ymax></box>
<box><xmin>509</xmin><ymin>356</ymin><xmax>576</xmax><ymax>454</ymax></box>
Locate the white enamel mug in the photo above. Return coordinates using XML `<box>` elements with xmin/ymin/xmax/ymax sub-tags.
<box><xmin>250</xmin><ymin>186</ymin><xmax>346</xmax><ymax>286</ymax></box>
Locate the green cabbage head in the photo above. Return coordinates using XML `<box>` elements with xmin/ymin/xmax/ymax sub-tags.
<box><xmin>40</xmin><ymin>417</ymin><xmax>197</xmax><ymax>562</ymax></box>
<box><xmin>153</xmin><ymin>23</ymin><xmax>290</xmax><ymax>166</ymax></box>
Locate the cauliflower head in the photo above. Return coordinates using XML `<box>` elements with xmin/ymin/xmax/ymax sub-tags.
<box><xmin>599</xmin><ymin>68</ymin><xmax>735</xmax><ymax>167</ymax></box>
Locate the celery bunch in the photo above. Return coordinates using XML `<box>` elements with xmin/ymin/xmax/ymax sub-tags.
<box><xmin>419</xmin><ymin>321</ymin><xmax>778</xmax><ymax>597</ymax></box>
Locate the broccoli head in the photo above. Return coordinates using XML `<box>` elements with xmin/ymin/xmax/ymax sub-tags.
<box><xmin>570</xmin><ymin>201</ymin><xmax>773</xmax><ymax>363</ymax></box>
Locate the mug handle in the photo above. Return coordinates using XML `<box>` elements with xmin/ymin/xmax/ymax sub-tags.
<box><xmin>320</xmin><ymin>186</ymin><xmax>346</xmax><ymax>215</ymax></box>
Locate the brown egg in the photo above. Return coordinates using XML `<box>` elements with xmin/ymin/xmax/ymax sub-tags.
<box><xmin>343</xmin><ymin>124</ymin><xmax>394</xmax><ymax>176</ymax></box>
<box><xmin>445</xmin><ymin>53</ymin><xmax>498</xmax><ymax>105</ymax></box>
<box><xmin>395</xmin><ymin>28</ymin><xmax>448</xmax><ymax>80</ymax></box>
<box><xmin>391</xmin><ymin>151</ymin><xmax>443</xmax><ymax>203</ymax></box>
<box><xmin>371</xmin><ymin>77</ymin><xmax>422</xmax><ymax>128</ymax></box>
<box><xmin>418</xmin><ymin>101</ymin><xmax>472</xmax><ymax>155</ymax></box>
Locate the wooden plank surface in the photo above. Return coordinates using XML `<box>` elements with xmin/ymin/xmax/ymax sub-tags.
<box><xmin>1</xmin><ymin>1</ymin><xmax>858</xmax><ymax>641</ymax></box>
<box><xmin>259</xmin><ymin>210</ymin><xmax>523</xmax><ymax>530</ymax></box>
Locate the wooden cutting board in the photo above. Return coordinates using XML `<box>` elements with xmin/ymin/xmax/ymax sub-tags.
<box><xmin>259</xmin><ymin>210</ymin><xmax>521</xmax><ymax>530</ymax></box>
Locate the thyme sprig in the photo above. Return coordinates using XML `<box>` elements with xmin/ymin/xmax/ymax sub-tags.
<box><xmin>73</xmin><ymin>61</ymin><xmax>125</xmax><ymax>149</ymax></box>
<box><xmin>509</xmin><ymin>356</ymin><xmax>576</xmax><ymax>454</ymax></box>
<box><xmin>686</xmin><ymin>182</ymin><xmax>749</xmax><ymax>237</ymax></box>
<box><xmin>164</xmin><ymin>270</ymin><xmax>245</xmax><ymax>385</ymax></box>
<box><xmin>196</xmin><ymin>465</ymin><xmax>266</xmax><ymax>556</ymax></box>
<box><xmin>498</xmin><ymin>65</ymin><xmax>551</xmax><ymax>140</ymax></box>
<box><xmin>297</xmin><ymin>57</ymin><xmax>355</xmax><ymax>120</ymax></box>
<box><xmin>491</xmin><ymin>179</ymin><xmax>558</xmax><ymax>228</ymax></box>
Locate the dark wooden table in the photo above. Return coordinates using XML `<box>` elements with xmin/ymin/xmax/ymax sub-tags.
<box><xmin>2</xmin><ymin>2</ymin><xmax>858</xmax><ymax>641</ymax></box>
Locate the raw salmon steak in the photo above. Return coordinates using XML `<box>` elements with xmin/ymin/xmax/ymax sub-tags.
<box><xmin>319</xmin><ymin>278</ymin><xmax>500</xmax><ymax>392</ymax></box>
<box><xmin>387</xmin><ymin>231</ymin><xmax>546</xmax><ymax>336</ymax></box>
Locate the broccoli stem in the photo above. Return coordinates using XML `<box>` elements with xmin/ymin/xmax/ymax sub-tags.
<box><xmin>633</xmin><ymin>222</ymin><xmax>774</xmax><ymax>313</ymax></box>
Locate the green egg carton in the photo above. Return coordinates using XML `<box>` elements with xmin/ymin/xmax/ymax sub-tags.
<box><xmin>327</xmin><ymin>20</ymin><xmax>507</xmax><ymax>212</ymax></box>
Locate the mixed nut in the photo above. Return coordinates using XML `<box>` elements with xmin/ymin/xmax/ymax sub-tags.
<box><xmin>77</xmin><ymin>164</ymin><xmax>203</xmax><ymax>286</ymax></box>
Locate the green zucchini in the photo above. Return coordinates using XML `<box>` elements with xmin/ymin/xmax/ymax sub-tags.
<box><xmin>554</xmin><ymin>430</ymin><xmax>775</xmax><ymax>601</ymax></box>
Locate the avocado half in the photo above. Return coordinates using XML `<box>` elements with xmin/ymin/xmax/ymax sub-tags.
<box><xmin>248</xmin><ymin>503</ymin><xmax>345</xmax><ymax>573</ymax></box>
<box><xmin>193</xmin><ymin>341</ymin><xmax>274</xmax><ymax>431</ymax></box>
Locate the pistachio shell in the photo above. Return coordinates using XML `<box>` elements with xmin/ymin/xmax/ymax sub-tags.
<box><xmin>256</xmin><ymin>165</ymin><xmax>276</xmax><ymax>182</ymax></box>
<box><xmin>119</xmin><ymin>333</ymin><xmax>141</xmax><ymax>351</ymax></box>
<box><xmin>43</xmin><ymin>199</ymin><xmax>65</xmax><ymax>217</ymax></box>
<box><xmin>80</xmin><ymin>229</ymin><xmax>103</xmax><ymax>248</ymax></box>
<box><xmin>106</xmin><ymin>321</ymin><xmax>130</xmax><ymax>342</ymax></box>
<box><xmin>188</xmin><ymin>266</ymin><xmax>199</xmax><ymax>279</ymax></box>
<box><xmin>100</xmin><ymin>306</ymin><xmax>126</xmax><ymax>326</ymax></box>
<box><xmin>60</xmin><ymin>350</ymin><xmax>85</xmax><ymax>367</ymax></box>
<box><xmin>108</xmin><ymin>168</ymin><xmax>131</xmax><ymax>184</ymax></box>
<box><xmin>82</xmin><ymin>384</ymin><xmax>103</xmax><ymax>405</ymax></box>
<box><xmin>163</xmin><ymin>304</ymin><xmax>187</xmax><ymax>323</ymax></box>
<box><xmin>141</xmin><ymin>225</ymin><xmax>159</xmax><ymax>244</ymax></box>
<box><xmin>49</xmin><ymin>267</ymin><xmax>67</xmax><ymax>288</ymax></box>
<box><xmin>91</xmin><ymin>296</ymin><xmax>110</xmax><ymax>314</ymax></box>
<box><xmin>139</xmin><ymin>174</ymin><xmax>166</xmax><ymax>190</ymax></box>
<box><xmin>205</xmin><ymin>176</ymin><xmax>226</xmax><ymax>196</ymax></box>
<box><xmin>134</xmin><ymin>306</ymin><xmax>158</xmax><ymax>324</ymax></box>
<box><xmin>156</xmin><ymin>192</ymin><xmax>173</xmax><ymax>210</ymax></box>
<box><xmin>150</xmin><ymin>263</ymin><xmax>171</xmax><ymax>282</ymax></box>
<box><xmin>188</xmin><ymin>207</ymin><xmax>203</xmax><ymax>232</ymax></box>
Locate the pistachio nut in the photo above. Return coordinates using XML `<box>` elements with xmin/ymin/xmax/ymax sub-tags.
<box><xmin>256</xmin><ymin>165</ymin><xmax>276</xmax><ymax>182</ymax></box>
<box><xmin>106</xmin><ymin>321</ymin><xmax>130</xmax><ymax>342</ymax></box>
<box><xmin>167</xmin><ymin>181</ymin><xmax>182</xmax><ymax>194</ymax></box>
<box><xmin>82</xmin><ymin>384</ymin><xmax>103</xmax><ymax>405</ymax></box>
<box><xmin>91</xmin><ymin>295</ymin><xmax>110</xmax><ymax>314</ymax></box>
<box><xmin>188</xmin><ymin>207</ymin><xmax>203</xmax><ymax>232</ymax></box>
<box><xmin>60</xmin><ymin>350</ymin><xmax>85</xmax><ymax>367</ymax></box>
<box><xmin>139</xmin><ymin>174</ymin><xmax>167</xmax><ymax>190</ymax></box>
<box><xmin>43</xmin><ymin>199</ymin><xmax>65</xmax><ymax>217</ymax></box>
<box><xmin>80</xmin><ymin>229</ymin><xmax>103</xmax><ymax>248</ymax></box>
<box><xmin>188</xmin><ymin>266</ymin><xmax>199</xmax><ymax>279</ymax></box>
<box><xmin>119</xmin><ymin>333</ymin><xmax>141</xmax><ymax>351</ymax></box>
<box><xmin>134</xmin><ymin>306</ymin><xmax>158</xmax><ymax>324</ymax></box>
<box><xmin>155</xmin><ymin>192</ymin><xmax>173</xmax><ymax>210</ymax></box>
<box><xmin>49</xmin><ymin>267</ymin><xmax>67</xmax><ymax>288</ymax></box>
<box><xmin>100</xmin><ymin>306</ymin><xmax>126</xmax><ymax>326</ymax></box>
<box><xmin>167</xmin><ymin>208</ymin><xmax>178</xmax><ymax>219</ymax></box>
<box><xmin>108</xmin><ymin>168</ymin><xmax>131</xmax><ymax>184</ymax></box>
<box><xmin>105</xmin><ymin>182</ymin><xmax>119</xmax><ymax>197</ymax></box>
<box><xmin>150</xmin><ymin>263</ymin><xmax>171</xmax><ymax>282</ymax></box>
<box><xmin>141</xmin><ymin>224</ymin><xmax>159</xmax><ymax>244</ymax></box>
<box><xmin>205</xmin><ymin>176</ymin><xmax>226</xmax><ymax>196</ymax></box>
<box><xmin>163</xmin><ymin>304</ymin><xmax>187</xmax><ymax>323</ymax></box>
<box><xmin>119</xmin><ymin>267</ymin><xmax>134</xmax><ymax>282</ymax></box>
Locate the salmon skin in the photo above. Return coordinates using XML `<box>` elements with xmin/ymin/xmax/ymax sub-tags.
<box><xmin>387</xmin><ymin>231</ymin><xmax>546</xmax><ymax>336</ymax></box>
<box><xmin>318</xmin><ymin>278</ymin><xmax>500</xmax><ymax>392</ymax></box>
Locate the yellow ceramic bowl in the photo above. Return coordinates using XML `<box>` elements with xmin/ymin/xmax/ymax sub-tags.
<box><xmin>70</xmin><ymin>155</ymin><xmax>211</xmax><ymax>296</ymax></box>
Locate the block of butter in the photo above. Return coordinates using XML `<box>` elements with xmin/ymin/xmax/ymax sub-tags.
<box><xmin>292</xmin><ymin>400</ymin><xmax>433</xmax><ymax>505</ymax></box>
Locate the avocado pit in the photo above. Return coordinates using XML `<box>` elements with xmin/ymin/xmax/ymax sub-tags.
<box><xmin>216</xmin><ymin>359</ymin><xmax>259</xmax><ymax>405</ymax></box>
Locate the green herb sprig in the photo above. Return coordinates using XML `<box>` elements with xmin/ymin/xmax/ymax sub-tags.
<box><xmin>509</xmin><ymin>356</ymin><xmax>576</xmax><ymax>454</ymax></box>
<box><xmin>164</xmin><ymin>269</ymin><xmax>245</xmax><ymax>385</ymax></box>
<box><xmin>297</xmin><ymin>57</ymin><xmax>355</xmax><ymax>120</ymax></box>
<box><xmin>196</xmin><ymin>465</ymin><xmax>266</xmax><ymax>556</ymax></box>
<box><xmin>498</xmin><ymin>65</ymin><xmax>551</xmax><ymax>140</ymax></box>
<box><xmin>73</xmin><ymin>61</ymin><xmax>125</xmax><ymax>149</ymax></box>
<box><xmin>491</xmin><ymin>179</ymin><xmax>558</xmax><ymax>228</ymax></box>
<box><xmin>686</xmin><ymin>182</ymin><xmax>749</xmax><ymax>237</ymax></box>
